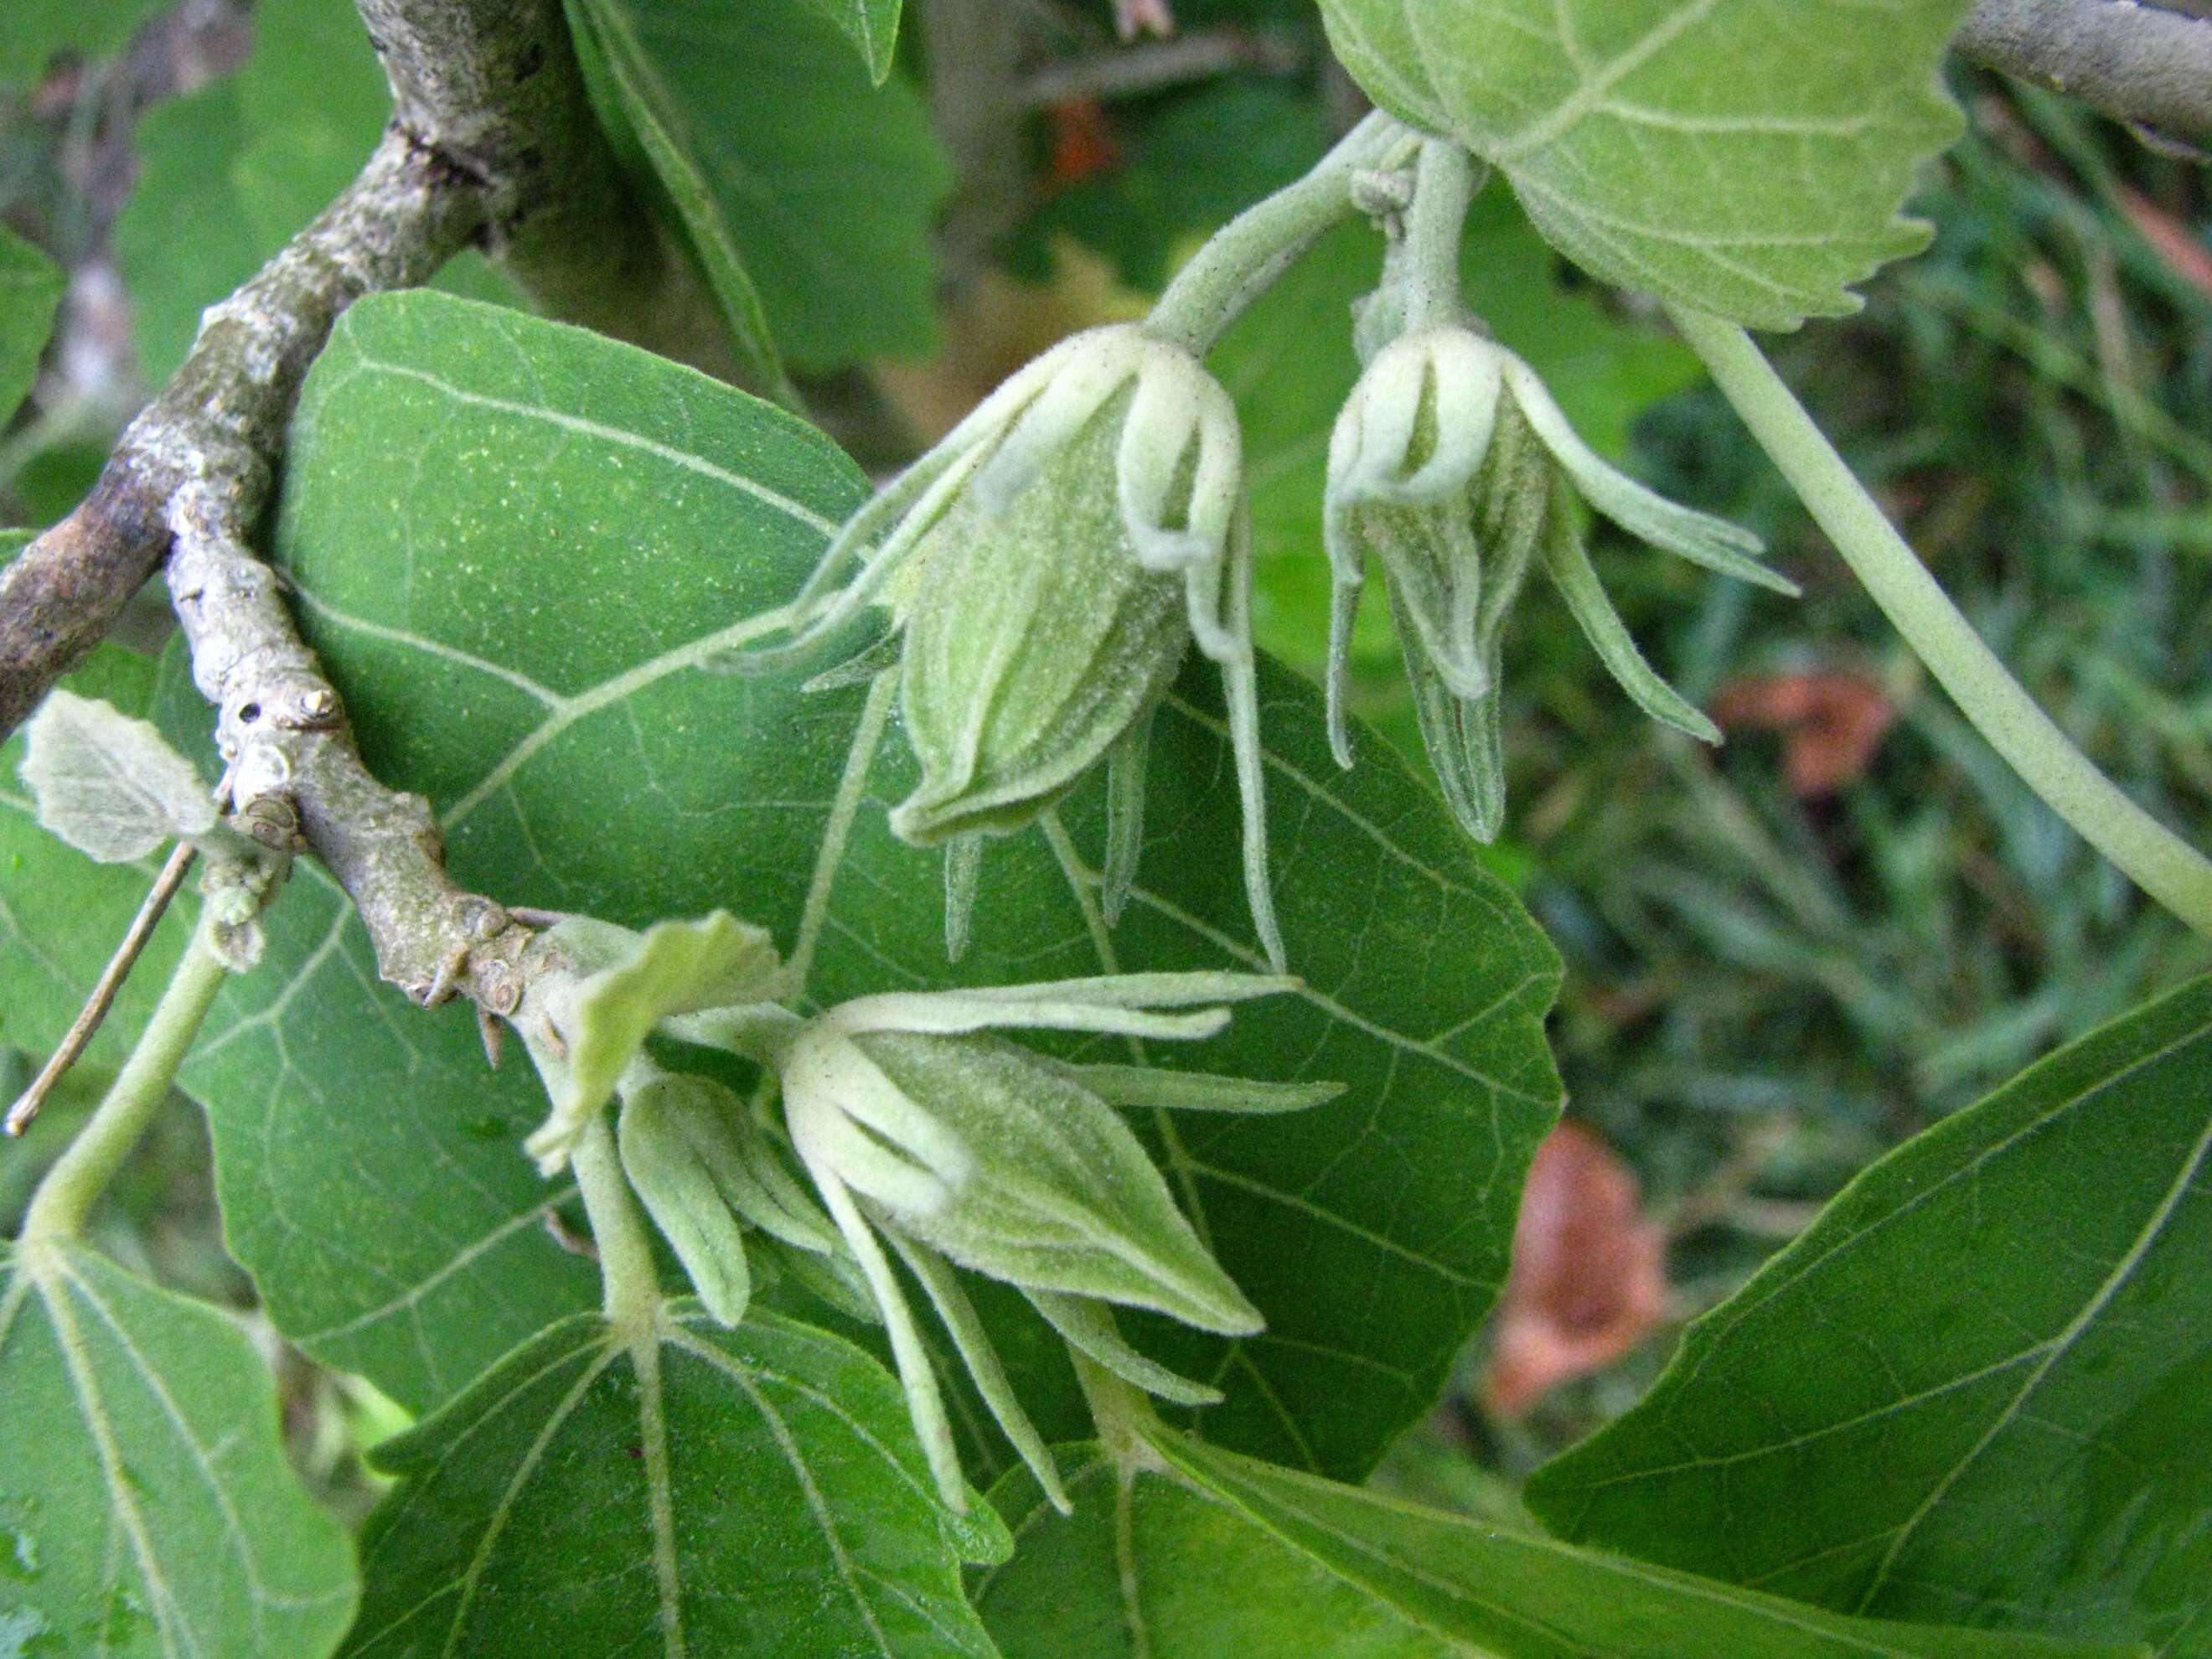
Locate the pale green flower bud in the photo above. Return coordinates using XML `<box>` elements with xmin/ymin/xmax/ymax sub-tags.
<box><xmin>767</xmin><ymin>972</ymin><xmax>1336</xmax><ymax>1512</ymax></box>
<box><xmin>1325</xmin><ymin>325</ymin><xmax>1798</xmax><ymax>841</ymax></box>
<box><xmin>728</xmin><ymin>323</ymin><xmax>1286</xmax><ymax>970</ymax></box>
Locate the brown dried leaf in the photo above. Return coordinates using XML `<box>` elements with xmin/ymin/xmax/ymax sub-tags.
<box><xmin>1482</xmin><ymin>1123</ymin><xmax>1667</xmax><ymax>1418</ymax></box>
<box><xmin>1712</xmin><ymin>670</ymin><xmax>1897</xmax><ymax>798</ymax></box>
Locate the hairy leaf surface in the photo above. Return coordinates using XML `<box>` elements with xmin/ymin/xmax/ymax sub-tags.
<box><xmin>0</xmin><ymin>1240</ymin><xmax>357</xmax><ymax>1657</ymax></box>
<box><xmin>344</xmin><ymin>1306</ymin><xmax>1001</xmax><ymax>1658</ymax></box>
<box><xmin>1316</xmin><ymin>0</ymin><xmax>1972</xmax><ymax>327</ymax></box>
<box><xmin>975</xmin><ymin>1433</ymin><xmax>2127</xmax><ymax>1659</ymax></box>
<box><xmin>170</xmin><ymin>291</ymin><xmax>1560</xmax><ymax>1484</ymax></box>
<box><xmin>1528</xmin><ymin>974</ymin><xmax>2212</xmax><ymax>1656</ymax></box>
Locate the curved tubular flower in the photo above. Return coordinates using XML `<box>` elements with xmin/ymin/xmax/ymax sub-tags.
<box><xmin>723</xmin><ymin>323</ymin><xmax>1286</xmax><ymax>971</ymax></box>
<box><xmin>1324</xmin><ymin>324</ymin><xmax>1798</xmax><ymax>841</ymax></box>
<box><xmin>771</xmin><ymin>971</ymin><xmax>1336</xmax><ymax>1512</ymax></box>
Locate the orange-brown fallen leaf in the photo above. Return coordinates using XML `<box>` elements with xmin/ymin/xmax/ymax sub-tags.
<box><xmin>1482</xmin><ymin>1123</ymin><xmax>1668</xmax><ymax>1418</ymax></box>
<box><xmin>1712</xmin><ymin>670</ymin><xmax>1898</xmax><ymax>798</ymax></box>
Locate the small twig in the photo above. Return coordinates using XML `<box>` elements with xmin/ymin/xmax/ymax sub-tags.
<box><xmin>1021</xmin><ymin>28</ymin><xmax>1300</xmax><ymax>106</ymax></box>
<box><xmin>1956</xmin><ymin>0</ymin><xmax>2212</xmax><ymax>151</ymax></box>
<box><xmin>6</xmin><ymin>840</ymin><xmax>198</xmax><ymax>1137</ymax></box>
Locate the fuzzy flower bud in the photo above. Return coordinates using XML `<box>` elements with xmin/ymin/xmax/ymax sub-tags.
<box><xmin>1325</xmin><ymin>325</ymin><xmax>1797</xmax><ymax>841</ymax></box>
<box><xmin>730</xmin><ymin>324</ymin><xmax>1286</xmax><ymax>970</ymax></box>
<box><xmin>769</xmin><ymin>973</ymin><xmax>1340</xmax><ymax>1512</ymax></box>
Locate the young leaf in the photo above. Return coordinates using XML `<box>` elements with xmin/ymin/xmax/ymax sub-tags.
<box><xmin>0</xmin><ymin>225</ymin><xmax>62</xmax><ymax>424</ymax></box>
<box><xmin>1315</xmin><ymin>0</ymin><xmax>1973</xmax><ymax>328</ymax></box>
<box><xmin>343</xmin><ymin>1307</ymin><xmax>1002</xmax><ymax>1657</ymax></box>
<box><xmin>801</xmin><ymin>0</ymin><xmax>904</xmax><ymax>85</ymax></box>
<box><xmin>159</xmin><ymin>291</ymin><xmax>1562</xmax><ymax>1482</ymax></box>
<box><xmin>0</xmin><ymin>594</ymin><xmax>199</xmax><ymax>1074</ymax></box>
<box><xmin>1527</xmin><ymin>974</ymin><xmax>2212</xmax><ymax>1656</ymax></box>
<box><xmin>564</xmin><ymin>0</ymin><xmax>949</xmax><ymax>372</ymax></box>
<box><xmin>0</xmin><ymin>1240</ymin><xmax>358</xmax><ymax>1656</ymax></box>
<box><xmin>18</xmin><ymin>689</ymin><xmax>217</xmax><ymax>863</ymax></box>
<box><xmin>975</xmin><ymin>1433</ymin><xmax>2129</xmax><ymax>1659</ymax></box>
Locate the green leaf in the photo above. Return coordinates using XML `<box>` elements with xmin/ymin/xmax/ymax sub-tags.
<box><xmin>0</xmin><ymin>1239</ymin><xmax>357</xmax><ymax>1656</ymax></box>
<box><xmin>111</xmin><ymin>0</ymin><xmax>519</xmax><ymax>385</ymax></box>
<box><xmin>1316</xmin><ymin>0</ymin><xmax>1973</xmax><ymax>328</ymax></box>
<box><xmin>168</xmin><ymin>290</ymin><xmax>1560</xmax><ymax>1483</ymax></box>
<box><xmin>975</xmin><ymin>1431</ymin><xmax>2129</xmax><ymax>1659</ymax></box>
<box><xmin>0</xmin><ymin>226</ymin><xmax>62</xmax><ymax>425</ymax></box>
<box><xmin>343</xmin><ymin>1305</ymin><xmax>1001</xmax><ymax>1657</ymax></box>
<box><xmin>1527</xmin><ymin>974</ymin><xmax>2212</xmax><ymax>1655</ymax></box>
<box><xmin>566</xmin><ymin>0</ymin><xmax>949</xmax><ymax>372</ymax></box>
<box><xmin>0</xmin><ymin>0</ymin><xmax>168</xmax><ymax>85</ymax></box>
<box><xmin>563</xmin><ymin>0</ymin><xmax>794</xmax><ymax>401</ymax></box>
<box><xmin>800</xmin><ymin>0</ymin><xmax>904</xmax><ymax>83</ymax></box>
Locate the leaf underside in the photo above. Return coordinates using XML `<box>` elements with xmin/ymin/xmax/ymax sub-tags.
<box><xmin>1316</xmin><ymin>0</ymin><xmax>1973</xmax><ymax>328</ymax></box>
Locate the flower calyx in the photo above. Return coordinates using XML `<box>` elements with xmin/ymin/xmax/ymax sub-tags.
<box><xmin>770</xmin><ymin>971</ymin><xmax>1341</xmax><ymax>1512</ymax></box>
<box><xmin>1325</xmin><ymin>323</ymin><xmax>1798</xmax><ymax>841</ymax></box>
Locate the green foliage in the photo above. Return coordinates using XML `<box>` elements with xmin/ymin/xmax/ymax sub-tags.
<box><xmin>111</xmin><ymin>0</ymin><xmax>516</xmax><ymax>385</ymax></box>
<box><xmin>1528</xmin><ymin>974</ymin><xmax>2212</xmax><ymax>1654</ymax></box>
<box><xmin>0</xmin><ymin>0</ymin><xmax>169</xmax><ymax>86</ymax></box>
<box><xmin>570</xmin><ymin>0</ymin><xmax>949</xmax><ymax>373</ymax></box>
<box><xmin>798</xmin><ymin>0</ymin><xmax>905</xmax><ymax>84</ymax></box>
<box><xmin>0</xmin><ymin>1239</ymin><xmax>357</xmax><ymax>1656</ymax></box>
<box><xmin>1315</xmin><ymin>0</ymin><xmax>1972</xmax><ymax>328</ymax></box>
<box><xmin>0</xmin><ymin>226</ymin><xmax>61</xmax><ymax>425</ymax></box>
<box><xmin>977</xmin><ymin>1431</ymin><xmax>2129</xmax><ymax>1659</ymax></box>
<box><xmin>169</xmin><ymin>291</ymin><xmax>1561</xmax><ymax>1493</ymax></box>
<box><xmin>344</xmin><ymin>1307</ymin><xmax>1002</xmax><ymax>1657</ymax></box>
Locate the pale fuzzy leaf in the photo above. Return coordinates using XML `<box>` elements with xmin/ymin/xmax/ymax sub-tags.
<box><xmin>0</xmin><ymin>1241</ymin><xmax>358</xmax><ymax>1656</ymax></box>
<box><xmin>618</xmin><ymin>1084</ymin><xmax>753</xmax><ymax>1324</ymax></box>
<box><xmin>1317</xmin><ymin>0</ymin><xmax>1973</xmax><ymax>328</ymax></box>
<box><xmin>525</xmin><ymin>911</ymin><xmax>780</xmax><ymax>1173</ymax></box>
<box><xmin>20</xmin><ymin>688</ymin><xmax>216</xmax><ymax>862</ymax></box>
<box><xmin>165</xmin><ymin>293</ymin><xmax>1561</xmax><ymax>1488</ymax></box>
<box><xmin>0</xmin><ymin>225</ymin><xmax>62</xmax><ymax>423</ymax></box>
<box><xmin>975</xmin><ymin>1433</ymin><xmax>2136</xmax><ymax>1659</ymax></box>
<box><xmin>344</xmin><ymin>1309</ymin><xmax>1002</xmax><ymax>1658</ymax></box>
<box><xmin>1528</xmin><ymin>974</ymin><xmax>2212</xmax><ymax>1655</ymax></box>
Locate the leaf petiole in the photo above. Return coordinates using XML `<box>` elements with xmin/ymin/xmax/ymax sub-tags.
<box><xmin>18</xmin><ymin>910</ymin><xmax>230</xmax><ymax>1243</ymax></box>
<box><xmin>1673</xmin><ymin>306</ymin><xmax>2212</xmax><ymax>938</ymax></box>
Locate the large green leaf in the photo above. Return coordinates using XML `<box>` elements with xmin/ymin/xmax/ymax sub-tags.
<box><xmin>112</xmin><ymin>0</ymin><xmax>517</xmax><ymax>385</ymax></box>
<box><xmin>170</xmin><ymin>290</ymin><xmax>1560</xmax><ymax>1484</ymax></box>
<box><xmin>975</xmin><ymin>1431</ymin><xmax>2128</xmax><ymax>1659</ymax></box>
<box><xmin>343</xmin><ymin>1305</ymin><xmax>1002</xmax><ymax>1656</ymax></box>
<box><xmin>1527</xmin><ymin>975</ymin><xmax>2212</xmax><ymax>1655</ymax></box>
<box><xmin>0</xmin><ymin>1239</ymin><xmax>357</xmax><ymax>1656</ymax></box>
<box><xmin>0</xmin><ymin>0</ymin><xmax>168</xmax><ymax>85</ymax></box>
<box><xmin>0</xmin><ymin>227</ymin><xmax>62</xmax><ymax>426</ymax></box>
<box><xmin>572</xmin><ymin>0</ymin><xmax>948</xmax><ymax>373</ymax></box>
<box><xmin>1315</xmin><ymin>0</ymin><xmax>1972</xmax><ymax>328</ymax></box>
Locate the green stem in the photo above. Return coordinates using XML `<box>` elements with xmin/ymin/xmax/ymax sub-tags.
<box><xmin>784</xmin><ymin>668</ymin><xmax>897</xmax><ymax>1005</ymax></box>
<box><xmin>20</xmin><ymin>917</ymin><xmax>229</xmax><ymax>1243</ymax></box>
<box><xmin>1145</xmin><ymin>111</ymin><xmax>1414</xmax><ymax>355</ymax></box>
<box><xmin>1673</xmin><ymin>306</ymin><xmax>2212</xmax><ymax>938</ymax></box>
<box><xmin>574</xmin><ymin>1110</ymin><xmax>663</xmax><ymax>1331</ymax></box>
<box><xmin>1401</xmin><ymin>139</ymin><xmax>1478</xmax><ymax>332</ymax></box>
<box><xmin>1068</xmin><ymin>1348</ymin><xmax>1165</xmax><ymax>1471</ymax></box>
